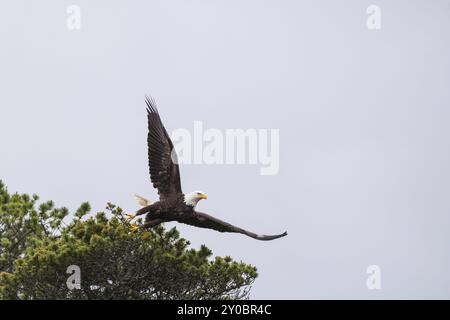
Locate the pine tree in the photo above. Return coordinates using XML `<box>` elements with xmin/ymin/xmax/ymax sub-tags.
<box><xmin>0</xmin><ymin>180</ymin><xmax>257</xmax><ymax>299</ymax></box>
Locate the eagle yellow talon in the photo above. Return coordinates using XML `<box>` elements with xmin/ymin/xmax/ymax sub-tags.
<box><xmin>125</xmin><ymin>213</ymin><xmax>136</xmax><ymax>222</ymax></box>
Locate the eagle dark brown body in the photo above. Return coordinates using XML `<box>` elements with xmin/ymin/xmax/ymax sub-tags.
<box><xmin>136</xmin><ymin>196</ymin><xmax>194</xmax><ymax>227</ymax></box>
<box><xmin>134</xmin><ymin>96</ymin><xmax>287</xmax><ymax>241</ymax></box>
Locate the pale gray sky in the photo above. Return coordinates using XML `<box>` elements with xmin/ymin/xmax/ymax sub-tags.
<box><xmin>1</xmin><ymin>0</ymin><xmax>450</xmax><ymax>299</ymax></box>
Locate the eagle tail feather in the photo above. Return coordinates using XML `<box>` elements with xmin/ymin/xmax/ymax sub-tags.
<box><xmin>134</xmin><ymin>194</ymin><xmax>151</xmax><ymax>207</ymax></box>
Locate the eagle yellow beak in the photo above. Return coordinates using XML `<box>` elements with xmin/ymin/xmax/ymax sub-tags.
<box><xmin>199</xmin><ymin>193</ymin><xmax>208</xmax><ymax>200</ymax></box>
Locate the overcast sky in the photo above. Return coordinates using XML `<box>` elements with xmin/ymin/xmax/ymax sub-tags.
<box><xmin>1</xmin><ymin>0</ymin><xmax>450</xmax><ymax>299</ymax></box>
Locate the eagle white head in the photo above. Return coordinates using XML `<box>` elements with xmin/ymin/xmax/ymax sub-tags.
<box><xmin>184</xmin><ymin>191</ymin><xmax>208</xmax><ymax>207</ymax></box>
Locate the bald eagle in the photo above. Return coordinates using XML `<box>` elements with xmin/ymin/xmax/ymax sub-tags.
<box><xmin>129</xmin><ymin>96</ymin><xmax>287</xmax><ymax>241</ymax></box>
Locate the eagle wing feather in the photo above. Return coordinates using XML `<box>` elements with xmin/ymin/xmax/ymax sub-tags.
<box><xmin>145</xmin><ymin>96</ymin><xmax>182</xmax><ymax>200</ymax></box>
<box><xmin>182</xmin><ymin>211</ymin><xmax>288</xmax><ymax>241</ymax></box>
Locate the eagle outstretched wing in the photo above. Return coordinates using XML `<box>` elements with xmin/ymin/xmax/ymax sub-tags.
<box><xmin>145</xmin><ymin>96</ymin><xmax>182</xmax><ymax>200</ymax></box>
<box><xmin>182</xmin><ymin>211</ymin><xmax>288</xmax><ymax>241</ymax></box>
